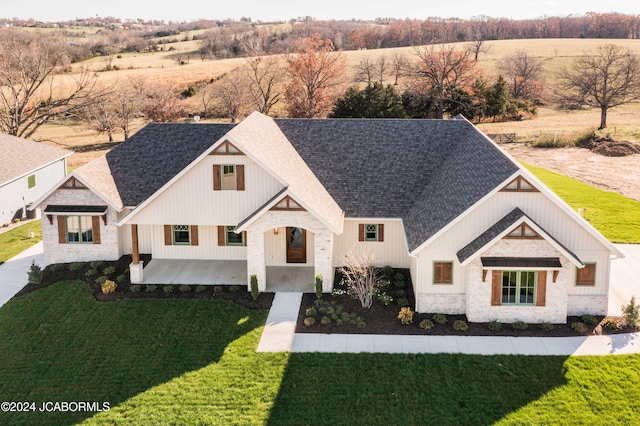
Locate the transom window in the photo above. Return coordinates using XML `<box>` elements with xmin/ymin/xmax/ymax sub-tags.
<box><xmin>225</xmin><ymin>226</ymin><xmax>244</xmax><ymax>246</ymax></box>
<box><xmin>222</xmin><ymin>165</ymin><xmax>236</xmax><ymax>190</ymax></box>
<box><xmin>66</xmin><ymin>216</ymin><xmax>93</xmax><ymax>243</ymax></box>
<box><xmin>172</xmin><ymin>225</ymin><xmax>191</xmax><ymax>245</ymax></box>
<box><xmin>501</xmin><ymin>270</ymin><xmax>536</xmax><ymax>305</ymax></box>
<box><xmin>364</xmin><ymin>224</ymin><xmax>378</xmax><ymax>241</ymax></box>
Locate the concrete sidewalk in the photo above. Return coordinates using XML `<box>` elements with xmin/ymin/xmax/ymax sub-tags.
<box><xmin>257</xmin><ymin>292</ymin><xmax>640</xmax><ymax>356</ymax></box>
<box><xmin>0</xmin><ymin>242</ymin><xmax>45</xmax><ymax>307</ymax></box>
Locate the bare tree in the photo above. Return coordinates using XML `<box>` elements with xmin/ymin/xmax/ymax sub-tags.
<box><xmin>377</xmin><ymin>55</ymin><xmax>388</xmax><ymax>84</ymax></box>
<box><xmin>500</xmin><ymin>50</ymin><xmax>545</xmax><ymax>101</ymax></box>
<box><xmin>467</xmin><ymin>39</ymin><xmax>490</xmax><ymax>61</ymax></box>
<box><xmin>354</xmin><ymin>57</ymin><xmax>375</xmax><ymax>85</ymax></box>
<box><xmin>210</xmin><ymin>70</ymin><xmax>250</xmax><ymax>123</ymax></box>
<box><xmin>113</xmin><ymin>79</ymin><xmax>145</xmax><ymax>139</ymax></box>
<box><xmin>557</xmin><ymin>44</ymin><xmax>640</xmax><ymax>129</ymax></box>
<box><xmin>244</xmin><ymin>55</ymin><xmax>286</xmax><ymax>115</ymax></box>
<box><xmin>141</xmin><ymin>85</ymin><xmax>186</xmax><ymax>122</ymax></box>
<box><xmin>338</xmin><ymin>250</ymin><xmax>380</xmax><ymax>309</ymax></box>
<box><xmin>80</xmin><ymin>88</ymin><xmax>119</xmax><ymax>141</ymax></box>
<box><xmin>0</xmin><ymin>29</ymin><xmax>99</xmax><ymax>138</ymax></box>
<box><xmin>390</xmin><ymin>51</ymin><xmax>409</xmax><ymax>85</ymax></box>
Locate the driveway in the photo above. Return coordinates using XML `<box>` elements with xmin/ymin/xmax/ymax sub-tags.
<box><xmin>0</xmin><ymin>242</ymin><xmax>45</xmax><ymax>306</ymax></box>
<box><xmin>608</xmin><ymin>244</ymin><xmax>640</xmax><ymax>316</ymax></box>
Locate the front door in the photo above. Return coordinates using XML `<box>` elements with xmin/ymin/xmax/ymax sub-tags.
<box><xmin>286</xmin><ymin>227</ymin><xmax>306</xmax><ymax>263</ymax></box>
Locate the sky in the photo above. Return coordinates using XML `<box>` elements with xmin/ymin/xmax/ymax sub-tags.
<box><xmin>1</xmin><ymin>0</ymin><xmax>638</xmax><ymax>22</ymax></box>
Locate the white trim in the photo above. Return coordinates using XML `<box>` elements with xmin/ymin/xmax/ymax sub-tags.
<box><xmin>0</xmin><ymin>154</ymin><xmax>71</xmax><ymax>188</ymax></box>
<box><xmin>32</xmin><ymin>172</ymin><xmax>121</xmax><ymax>212</ymax></box>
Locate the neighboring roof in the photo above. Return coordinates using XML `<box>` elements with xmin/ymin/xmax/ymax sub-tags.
<box><xmin>0</xmin><ymin>133</ymin><xmax>72</xmax><ymax>186</ymax></box>
<box><xmin>73</xmin><ymin>123</ymin><xmax>235</xmax><ymax>210</ymax></box>
<box><xmin>456</xmin><ymin>207</ymin><xmax>584</xmax><ymax>268</ymax></box>
<box><xmin>481</xmin><ymin>257</ymin><xmax>563</xmax><ymax>268</ymax></box>
<box><xmin>276</xmin><ymin>117</ymin><xmax>519</xmax><ymax>251</ymax></box>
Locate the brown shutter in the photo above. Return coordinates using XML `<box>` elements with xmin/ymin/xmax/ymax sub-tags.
<box><xmin>236</xmin><ymin>164</ymin><xmax>245</xmax><ymax>191</ymax></box>
<box><xmin>218</xmin><ymin>226</ymin><xmax>225</xmax><ymax>246</ymax></box>
<box><xmin>577</xmin><ymin>264</ymin><xmax>596</xmax><ymax>285</ymax></box>
<box><xmin>92</xmin><ymin>216</ymin><xmax>101</xmax><ymax>244</ymax></box>
<box><xmin>378</xmin><ymin>224</ymin><xmax>384</xmax><ymax>242</ymax></box>
<box><xmin>191</xmin><ymin>225</ymin><xmax>199</xmax><ymax>246</ymax></box>
<box><xmin>536</xmin><ymin>271</ymin><xmax>547</xmax><ymax>306</ymax></box>
<box><xmin>491</xmin><ymin>270</ymin><xmax>502</xmax><ymax>306</ymax></box>
<box><xmin>243</xmin><ymin>231</ymin><xmax>247</xmax><ymax>246</ymax></box>
<box><xmin>213</xmin><ymin>165</ymin><xmax>222</xmax><ymax>190</ymax></box>
<box><xmin>434</xmin><ymin>262</ymin><xmax>442</xmax><ymax>283</ymax></box>
<box><xmin>57</xmin><ymin>216</ymin><xmax>66</xmax><ymax>244</ymax></box>
<box><xmin>358</xmin><ymin>224</ymin><xmax>364</xmax><ymax>241</ymax></box>
<box><xmin>442</xmin><ymin>262</ymin><xmax>452</xmax><ymax>284</ymax></box>
<box><xmin>164</xmin><ymin>225</ymin><xmax>172</xmax><ymax>245</ymax></box>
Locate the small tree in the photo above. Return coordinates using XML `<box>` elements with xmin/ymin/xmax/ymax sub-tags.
<box><xmin>315</xmin><ymin>274</ymin><xmax>323</xmax><ymax>299</ymax></box>
<box><xmin>338</xmin><ymin>250</ymin><xmax>379</xmax><ymax>309</ymax></box>
<box><xmin>250</xmin><ymin>274</ymin><xmax>259</xmax><ymax>301</ymax></box>
<box><xmin>622</xmin><ymin>296</ymin><xmax>640</xmax><ymax>328</ymax></box>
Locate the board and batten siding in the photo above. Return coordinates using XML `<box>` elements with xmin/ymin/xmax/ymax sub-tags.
<box><xmin>150</xmin><ymin>225</ymin><xmax>247</xmax><ymax>260</ymax></box>
<box><xmin>128</xmin><ymin>154</ymin><xmax>284</xmax><ymax>226</ymax></box>
<box><xmin>332</xmin><ymin>219</ymin><xmax>411</xmax><ymax>268</ymax></box>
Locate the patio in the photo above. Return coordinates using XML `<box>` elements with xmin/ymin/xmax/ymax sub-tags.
<box><xmin>140</xmin><ymin>259</ymin><xmax>315</xmax><ymax>292</ymax></box>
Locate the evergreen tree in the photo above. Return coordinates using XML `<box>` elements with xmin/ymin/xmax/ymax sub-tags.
<box><xmin>331</xmin><ymin>83</ymin><xmax>406</xmax><ymax>118</ymax></box>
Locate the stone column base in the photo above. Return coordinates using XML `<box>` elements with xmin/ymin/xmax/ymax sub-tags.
<box><xmin>129</xmin><ymin>262</ymin><xmax>144</xmax><ymax>284</ymax></box>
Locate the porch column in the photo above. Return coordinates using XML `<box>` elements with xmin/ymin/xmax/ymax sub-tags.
<box><xmin>129</xmin><ymin>224</ymin><xmax>144</xmax><ymax>284</ymax></box>
<box><xmin>314</xmin><ymin>229</ymin><xmax>334</xmax><ymax>292</ymax></box>
<box><xmin>246</xmin><ymin>228</ymin><xmax>266</xmax><ymax>291</ymax></box>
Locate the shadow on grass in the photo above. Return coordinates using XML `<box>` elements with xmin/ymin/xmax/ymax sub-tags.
<box><xmin>267</xmin><ymin>353</ymin><xmax>568</xmax><ymax>425</ymax></box>
<box><xmin>0</xmin><ymin>280</ymin><xmax>267</xmax><ymax>425</ymax></box>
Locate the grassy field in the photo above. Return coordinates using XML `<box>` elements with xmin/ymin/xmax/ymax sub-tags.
<box><xmin>0</xmin><ymin>220</ymin><xmax>42</xmax><ymax>265</ymax></box>
<box><xmin>526</xmin><ymin>164</ymin><xmax>640</xmax><ymax>243</ymax></box>
<box><xmin>0</xmin><ymin>280</ymin><xmax>638</xmax><ymax>425</ymax></box>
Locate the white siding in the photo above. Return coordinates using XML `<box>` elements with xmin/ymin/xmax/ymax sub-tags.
<box><xmin>151</xmin><ymin>225</ymin><xmax>247</xmax><ymax>260</ymax></box>
<box><xmin>264</xmin><ymin>228</ymin><xmax>315</xmax><ymax>266</ymax></box>
<box><xmin>129</xmin><ymin>154</ymin><xmax>284</xmax><ymax>225</ymax></box>
<box><xmin>333</xmin><ymin>219</ymin><xmax>411</xmax><ymax>268</ymax></box>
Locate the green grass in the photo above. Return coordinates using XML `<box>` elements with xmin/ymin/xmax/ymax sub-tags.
<box><xmin>0</xmin><ymin>280</ymin><xmax>639</xmax><ymax>425</ymax></box>
<box><xmin>526</xmin><ymin>164</ymin><xmax>640</xmax><ymax>243</ymax></box>
<box><xmin>0</xmin><ymin>220</ymin><xmax>42</xmax><ymax>265</ymax></box>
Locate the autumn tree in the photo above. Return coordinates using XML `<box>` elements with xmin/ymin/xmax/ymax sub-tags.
<box><xmin>141</xmin><ymin>85</ymin><xmax>186</xmax><ymax>122</ymax></box>
<box><xmin>331</xmin><ymin>83</ymin><xmax>406</xmax><ymax>118</ymax></box>
<box><xmin>557</xmin><ymin>44</ymin><xmax>640</xmax><ymax>129</ymax></box>
<box><xmin>0</xmin><ymin>29</ymin><xmax>99</xmax><ymax>138</ymax></box>
<box><xmin>285</xmin><ymin>34</ymin><xmax>347</xmax><ymax>118</ymax></box>
<box><xmin>500</xmin><ymin>50</ymin><xmax>545</xmax><ymax>102</ymax></box>
<box><xmin>409</xmin><ymin>45</ymin><xmax>478</xmax><ymax>119</ymax></box>
<box><xmin>244</xmin><ymin>55</ymin><xmax>286</xmax><ymax>115</ymax></box>
<box><xmin>208</xmin><ymin>69</ymin><xmax>250</xmax><ymax>123</ymax></box>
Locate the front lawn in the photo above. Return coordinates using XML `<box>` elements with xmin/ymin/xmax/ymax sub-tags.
<box><xmin>0</xmin><ymin>219</ymin><xmax>41</xmax><ymax>264</ymax></box>
<box><xmin>0</xmin><ymin>280</ymin><xmax>638</xmax><ymax>425</ymax></box>
<box><xmin>526</xmin><ymin>164</ymin><xmax>640</xmax><ymax>243</ymax></box>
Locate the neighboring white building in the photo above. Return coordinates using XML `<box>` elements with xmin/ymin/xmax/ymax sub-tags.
<box><xmin>34</xmin><ymin>112</ymin><xmax>623</xmax><ymax>323</ymax></box>
<box><xmin>0</xmin><ymin>133</ymin><xmax>71</xmax><ymax>226</ymax></box>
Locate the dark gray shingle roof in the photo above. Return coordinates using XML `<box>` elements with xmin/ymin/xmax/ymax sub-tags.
<box><xmin>276</xmin><ymin>118</ymin><xmax>519</xmax><ymax>251</ymax></box>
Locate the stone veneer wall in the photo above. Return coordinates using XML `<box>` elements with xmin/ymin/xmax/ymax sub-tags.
<box><xmin>41</xmin><ymin>189</ymin><xmax>120</xmax><ymax>265</ymax></box>
<box><xmin>417</xmin><ymin>294</ymin><xmax>466</xmax><ymax>314</ymax></box>
<box><xmin>567</xmin><ymin>295</ymin><xmax>608</xmax><ymax>316</ymax></box>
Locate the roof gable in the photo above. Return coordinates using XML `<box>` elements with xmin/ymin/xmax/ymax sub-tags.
<box><xmin>0</xmin><ymin>133</ymin><xmax>71</xmax><ymax>186</ymax></box>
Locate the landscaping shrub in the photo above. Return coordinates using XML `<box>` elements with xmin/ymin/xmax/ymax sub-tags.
<box><xmin>376</xmin><ymin>291</ymin><xmax>393</xmax><ymax>305</ymax></box>
<box><xmin>85</xmin><ymin>269</ymin><xmax>96</xmax><ymax>278</ymax></box>
<box><xmin>130</xmin><ymin>285</ymin><xmax>142</xmax><ymax>293</ymax></box>
<box><xmin>396</xmin><ymin>297</ymin><xmax>410</xmax><ymax>307</ymax></box>
<box><xmin>229</xmin><ymin>285</ymin><xmax>240</xmax><ymax>293</ymax></box>
<box><xmin>622</xmin><ymin>296</ymin><xmax>639</xmax><ymax>328</ymax></box>
<box><xmin>212</xmin><ymin>286</ymin><xmax>222</xmax><ymax>294</ymax></box>
<box><xmin>48</xmin><ymin>263</ymin><xmax>64</xmax><ymax>272</ymax></box>
<box><xmin>312</xmin><ymin>299</ymin><xmax>365</xmax><ymax>327</ymax></box>
<box><xmin>306</xmin><ymin>307</ymin><xmax>317</xmax><ymax>317</ymax></box>
<box><xmin>163</xmin><ymin>285</ymin><xmax>175</xmax><ymax>294</ymax></box>
<box><xmin>539</xmin><ymin>322</ymin><xmax>555</xmax><ymax>332</ymax></box>
<box><xmin>95</xmin><ymin>276</ymin><xmax>108</xmax><ymax>286</ymax></box>
<box><xmin>251</xmin><ymin>275</ymin><xmax>259</xmax><ymax>301</ymax></box>
<box><xmin>602</xmin><ymin>318</ymin><xmax>620</xmax><ymax>330</ymax></box>
<box><xmin>103</xmin><ymin>266</ymin><xmax>116</xmax><ymax>277</ymax></box>
<box><xmin>338</xmin><ymin>250</ymin><xmax>379</xmax><ymax>308</ymax></box>
<box><xmin>304</xmin><ymin>317</ymin><xmax>316</xmax><ymax>327</ymax></box>
<box><xmin>179</xmin><ymin>285</ymin><xmax>191</xmax><ymax>293</ymax></box>
<box><xmin>512</xmin><ymin>321</ymin><xmax>528</xmax><ymax>331</ymax></box>
<box><xmin>571</xmin><ymin>322</ymin><xmax>588</xmax><ymax>333</ymax></box>
<box><xmin>487</xmin><ymin>320</ymin><xmax>502</xmax><ymax>332</ymax></box>
<box><xmin>101</xmin><ymin>280</ymin><xmax>117</xmax><ymax>294</ymax></box>
<box><xmin>145</xmin><ymin>284</ymin><xmax>158</xmax><ymax>293</ymax></box>
<box><xmin>581</xmin><ymin>315</ymin><xmax>599</xmax><ymax>326</ymax></box>
<box><xmin>419</xmin><ymin>319</ymin><xmax>434</xmax><ymax>330</ymax></box>
<box><xmin>377</xmin><ymin>278</ymin><xmax>391</xmax><ymax>289</ymax></box>
<box><xmin>195</xmin><ymin>285</ymin><xmax>207</xmax><ymax>293</ymax></box>
<box><xmin>90</xmin><ymin>261</ymin><xmax>104</xmax><ymax>270</ymax></box>
<box><xmin>381</xmin><ymin>265</ymin><xmax>394</xmax><ymax>278</ymax></box>
<box><xmin>27</xmin><ymin>260</ymin><xmax>43</xmax><ymax>285</ymax></box>
<box><xmin>397</xmin><ymin>307</ymin><xmax>413</xmax><ymax>325</ymax></box>
<box><xmin>393</xmin><ymin>273</ymin><xmax>406</xmax><ymax>289</ymax></box>
<box><xmin>116</xmin><ymin>275</ymin><xmax>126</xmax><ymax>284</ymax></box>
<box><xmin>69</xmin><ymin>262</ymin><xmax>84</xmax><ymax>271</ymax></box>
<box><xmin>320</xmin><ymin>316</ymin><xmax>331</xmax><ymax>326</ymax></box>
<box><xmin>432</xmin><ymin>313</ymin><xmax>447</xmax><ymax>325</ymax></box>
<box><xmin>315</xmin><ymin>274</ymin><xmax>323</xmax><ymax>299</ymax></box>
<box><xmin>452</xmin><ymin>320</ymin><xmax>469</xmax><ymax>332</ymax></box>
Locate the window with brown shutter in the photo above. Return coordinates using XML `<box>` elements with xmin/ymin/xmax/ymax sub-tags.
<box><xmin>433</xmin><ymin>261</ymin><xmax>453</xmax><ymax>284</ymax></box>
<box><xmin>491</xmin><ymin>270</ymin><xmax>502</xmax><ymax>306</ymax></box>
<box><xmin>92</xmin><ymin>216</ymin><xmax>101</xmax><ymax>244</ymax></box>
<box><xmin>213</xmin><ymin>165</ymin><xmax>222</xmax><ymax>190</ymax></box>
<box><xmin>191</xmin><ymin>225</ymin><xmax>199</xmax><ymax>246</ymax></box>
<box><xmin>359</xmin><ymin>224</ymin><xmax>383</xmax><ymax>242</ymax></box>
<box><xmin>164</xmin><ymin>225</ymin><xmax>172</xmax><ymax>245</ymax></box>
<box><xmin>218</xmin><ymin>226</ymin><xmax>225</xmax><ymax>246</ymax></box>
<box><xmin>536</xmin><ymin>271</ymin><xmax>547</xmax><ymax>306</ymax></box>
<box><xmin>236</xmin><ymin>165</ymin><xmax>245</xmax><ymax>191</ymax></box>
<box><xmin>57</xmin><ymin>216</ymin><xmax>66</xmax><ymax>244</ymax></box>
<box><xmin>576</xmin><ymin>264</ymin><xmax>596</xmax><ymax>286</ymax></box>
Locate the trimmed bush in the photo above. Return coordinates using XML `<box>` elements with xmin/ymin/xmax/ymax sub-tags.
<box><xmin>512</xmin><ymin>321</ymin><xmax>528</xmax><ymax>331</ymax></box>
<box><xmin>315</xmin><ymin>274</ymin><xmax>323</xmax><ymax>299</ymax></box>
<box><xmin>250</xmin><ymin>274</ymin><xmax>259</xmax><ymax>301</ymax></box>
<box><xmin>396</xmin><ymin>298</ymin><xmax>410</xmax><ymax>307</ymax></box>
<box><xmin>116</xmin><ymin>275</ymin><xmax>126</xmax><ymax>284</ymax></box>
<box><xmin>101</xmin><ymin>280</ymin><xmax>117</xmax><ymax>294</ymax></box>
<box><xmin>452</xmin><ymin>320</ymin><xmax>469</xmax><ymax>332</ymax></box>
<box><xmin>419</xmin><ymin>319</ymin><xmax>434</xmax><ymax>330</ymax></box>
<box><xmin>103</xmin><ymin>266</ymin><xmax>116</xmax><ymax>277</ymax></box>
<box><xmin>393</xmin><ymin>273</ymin><xmax>406</xmax><ymax>289</ymax></box>
<box><xmin>376</xmin><ymin>291</ymin><xmax>393</xmax><ymax>306</ymax></box>
<box><xmin>303</xmin><ymin>317</ymin><xmax>316</xmax><ymax>327</ymax></box>
<box><xmin>432</xmin><ymin>313</ymin><xmax>447</xmax><ymax>325</ymax></box>
<box><xmin>487</xmin><ymin>320</ymin><xmax>502</xmax><ymax>332</ymax></box>
<box><xmin>229</xmin><ymin>285</ymin><xmax>240</xmax><ymax>293</ymax></box>
<box><xmin>163</xmin><ymin>285</ymin><xmax>174</xmax><ymax>294</ymax></box>
<box><xmin>571</xmin><ymin>322</ymin><xmax>588</xmax><ymax>333</ymax></box>
<box><xmin>195</xmin><ymin>285</ymin><xmax>207</xmax><ymax>293</ymax></box>
<box><xmin>179</xmin><ymin>285</ymin><xmax>191</xmax><ymax>293</ymax></box>
<box><xmin>397</xmin><ymin>307</ymin><xmax>413</xmax><ymax>325</ymax></box>
<box><xmin>622</xmin><ymin>296</ymin><xmax>640</xmax><ymax>328</ymax></box>
<box><xmin>381</xmin><ymin>265</ymin><xmax>394</xmax><ymax>278</ymax></box>
<box><xmin>306</xmin><ymin>307</ymin><xmax>317</xmax><ymax>317</ymax></box>
<box><xmin>539</xmin><ymin>322</ymin><xmax>555</xmax><ymax>332</ymax></box>
<box><xmin>145</xmin><ymin>284</ymin><xmax>158</xmax><ymax>293</ymax></box>
<box><xmin>581</xmin><ymin>315</ymin><xmax>599</xmax><ymax>326</ymax></box>
<box><xmin>85</xmin><ymin>269</ymin><xmax>97</xmax><ymax>278</ymax></box>
<box><xmin>130</xmin><ymin>285</ymin><xmax>142</xmax><ymax>293</ymax></box>
<box><xmin>320</xmin><ymin>316</ymin><xmax>331</xmax><ymax>326</ymax></box>
<box><xmin>69</xmin><ymin>262</ymin><xmax>84</xmax><ymax>271</ymax></box>
<box><xmin>27</xmin><ymin>261</ymin><xmax>43</xmax><ymax>285</ymax></box>
<box><xmin>602</xmin><ymin>319</ymin><xmax>620</xmax><ymax>330</ymax></box>
<box><xmin>90</xmin><ymin>261</ymin><xmax>104</xmax><ymax>270</ymax></box>
<box><xmin>95</xmin><ymin>276</ymin><xmax>108</xmax><ymax>286</ymax></box>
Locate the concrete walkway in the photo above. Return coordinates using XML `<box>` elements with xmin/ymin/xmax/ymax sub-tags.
<box><xmin>0</xmin><ymin>242</ymin><xmax>45</xmax><ymax>306</ymax></box>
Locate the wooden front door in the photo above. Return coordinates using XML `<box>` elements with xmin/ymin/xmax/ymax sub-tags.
<box><xmin>286</xmin><ymin>227</ymin><xmax>306</xmax><ymax>263</ymax></box>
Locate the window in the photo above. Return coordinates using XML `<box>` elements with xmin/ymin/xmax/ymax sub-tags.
<box><xmin>501</xmin><ymin>271</ymin><xmax>536</xmax><ymax>305</ymax></box>
<box><xmin>222</xmin><ymin>165</ymin><xmax>236</xmax><ymax>190</ymax></box>
<box><xmin>358</xmin><ymin>223</ymin><xmax>384</xmax><ymax>242</ymax></box>
<box><xmin>172</xmin><ymin>225</ymin><xmax>191</xmax><ymax>245</ymax></box>
<box><xmin>66</xmin><ymin>216</ymin><xmax>93</xmax><ymax>243</ymax></box>
<box><xmin>433</xmin><ymin>262</ymin><xmax>453</xmax><ymax>284</ymax></box>
<box><xmin>27</xmin><ymin>174</ymin><xmax>36</xmax><ymax>189</ymax></box>
<box><xmin>576</xmin><ymin>263</ymin><xmax>596</xmax><ymax>286</ymax></box>
<box><xmin>225</xmin><ymin>226</ymin><xmax>244</xmax><ymax>246</ymax></box>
